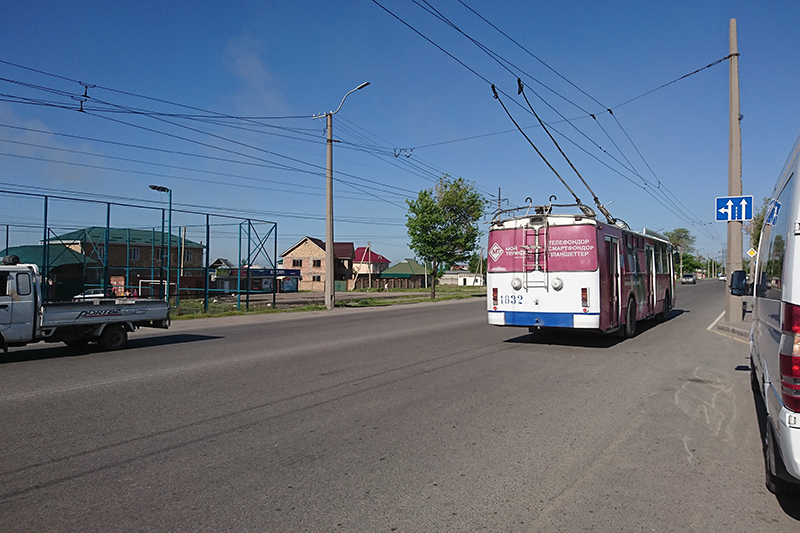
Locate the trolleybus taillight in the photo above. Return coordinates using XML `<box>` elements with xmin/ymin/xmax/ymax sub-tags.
<box><xmin>780</xmin><ymin>302</ymin><xmax>800</xmax><ymax>412</ymax></box>
<box><xmin>581</xmin><ymin>288</ymin><xmax>589</xmax><ymax>308</ymax></box>
<box><xmin>492</xmin><ymin>287</ymin><xmax>498</xmax><ymax>306</ymax></box>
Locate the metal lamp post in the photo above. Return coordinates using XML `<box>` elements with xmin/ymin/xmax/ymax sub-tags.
<box><xmin>314</xmin><ymin>82</ymin><xmax>370</xmax><ymax>310</ymax></box>
<box><xmin>149</xmin><ymin>185</ymin><xmax>172</xmax><ymax>303</ymax></box>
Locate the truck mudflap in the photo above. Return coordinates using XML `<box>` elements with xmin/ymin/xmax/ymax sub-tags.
<box><xmin>149</xmin><ymin>318</ymin><xmax>170</xmax><ymax>329</ymax></box>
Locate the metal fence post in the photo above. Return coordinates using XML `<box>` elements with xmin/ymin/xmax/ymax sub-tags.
<box><xmin>103</xmin><ymin>203</ymin><xmax>110</xmax><ymax>296</ymax></box>
<box><xmin>246</xmin><ymin>220</ymin><xmax>251</xmax><ymax>311</ymax></box>
<box><xmin>42</xmin><ymin>196</ymin><xmax>49</xmax><ymax>301</ymax></box>
<box><xmin>204</xmin><ymin>214</ymin><xmax>210</xmax><ymax>313</ymax></box>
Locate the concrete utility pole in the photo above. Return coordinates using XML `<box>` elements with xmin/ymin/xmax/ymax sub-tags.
<box><xmin>726</xmin><ymin>18</ymin><xmax>744</xmax><ymax>322</ymax></box>
<box><xmin>316</xmin><ymin>82</ymin><xmax>370</xmax><ymax>311</ymax></box>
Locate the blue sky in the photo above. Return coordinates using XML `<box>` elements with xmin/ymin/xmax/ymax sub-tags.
<box><xmin>1</xmin><ymin>1</ymin><xmax>799</xmax><ymax>266</ymax></box>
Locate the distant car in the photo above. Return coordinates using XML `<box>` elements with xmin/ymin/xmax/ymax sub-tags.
<box><xmin>681</xmin><ymin>274</ymin><xmax>696</xmax><ymax>285</ymax></box>
<box><xmin>718</xmin><ymin>275</ymin><xmax>727</xmax><ymax>282</ymax></box>
<box><xmin>72</xmin><ymin>288</ymin><xmax>105</xmax><ymax>301</ymax></box>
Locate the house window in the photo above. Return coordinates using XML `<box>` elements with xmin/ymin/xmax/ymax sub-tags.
<box><xmin>95</xmin><ymin>245</ymin><xmax>105</xmax><ymax>260</ymax></box>
<box><xmin>130</xmin><ymin>247</ymin><xmax>140</xmax><ymax>261</ymax></box>
<box><xmin>312</xmin><ymin>275</ymin><xmax>321</xmax><ymax>282</ymax></box>
<box><xmin>185</xmin><ymin>250</ymin><xmax>194</xmax><ymax>263</ymax></box>
<box><xmin>313</xmin><ymin>259</ymin><xmax>322</xmax><ymax>268</ymax></box>
<box><xmin>293</xmin><ymin>259</ymin><xmax>303</xmax><ymax>267</ymax></box>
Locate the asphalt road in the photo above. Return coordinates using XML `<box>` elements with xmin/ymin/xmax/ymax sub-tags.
<box><xmin>1</xmin><ymin>281</ymin><xmax>798</xmax><ymax>531</ymax></box>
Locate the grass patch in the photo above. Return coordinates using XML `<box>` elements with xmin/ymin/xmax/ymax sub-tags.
<box><xmin>166</xmin><ymin>288</ymin><xmax>485</xmax><ymax>319</ymax></box>
<box><xmin>169</xmin><ymin>298</ymin><xmax>326</xmax><ymax>319</ymax></box>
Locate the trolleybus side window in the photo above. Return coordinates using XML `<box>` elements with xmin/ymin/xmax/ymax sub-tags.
<box><xmin>625</xmin><ymin>243</ymin><xmax>641</xmax><ymax>274</ymax></box>
<box><xmin>654</xmin><ymin>244</ymin><xmax>663</xmax><ymax>273</ymax></box>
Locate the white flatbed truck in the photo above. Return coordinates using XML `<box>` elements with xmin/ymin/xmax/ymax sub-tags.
<box><xmin>0</xmin><ymin>257</ymin><xmax>169</xmax><ymax>352</ymax></box>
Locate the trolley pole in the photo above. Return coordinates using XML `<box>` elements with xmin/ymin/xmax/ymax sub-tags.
<box><xmin>725</xmin><ymin>18</ymin><xmax>744</xmax><ymax>322</ymax></box>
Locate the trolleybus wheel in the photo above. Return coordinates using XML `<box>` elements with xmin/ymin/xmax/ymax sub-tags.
<box><xmin>656</xmin><ymin>292</ymin><xmax>670</xmax><ymax>322</ymax></box>
<box><xmin>623</xmin><ymin>299</ymin><xmax>636</xmax><ymax>338</ymax></box>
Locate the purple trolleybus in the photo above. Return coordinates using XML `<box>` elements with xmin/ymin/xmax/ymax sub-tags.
<box><xmin>487</xmin><ymin>202</ymin><xmax>675</xmax><ymax>337</ymax></box>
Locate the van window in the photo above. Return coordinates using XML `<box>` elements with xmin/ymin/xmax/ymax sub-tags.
<box><xmin>0</xmin><ymin>272</ymin><xmax>7</xmax><ymax>297</ymax></box>
<box><xmin>757</xmin><ymin>173</ymin><xmax>795</xmax><ymax>299</ymax></box>
<box><xmin>16</xmin><ymin>273</ymin><xmax>31</xmax><ymax>296</ymax></box>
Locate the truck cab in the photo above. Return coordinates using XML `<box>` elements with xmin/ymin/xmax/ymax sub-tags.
<box><xmin>0</xmin><ymin>262</ymin><xmax>37</xmax><ymax>346</ymax></box>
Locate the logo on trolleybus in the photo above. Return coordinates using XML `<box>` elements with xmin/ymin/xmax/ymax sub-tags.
<box><xmin>489</xmin><ymin>243</ymin><xmax>504</xmax><ymax>262</ymax></box>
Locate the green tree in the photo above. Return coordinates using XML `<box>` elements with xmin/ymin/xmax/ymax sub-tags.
<box><xmin>467</xmin><ymin>251</ymin><xmax>487</xmax><ymax>275</ymax></box>
<box><xmin>745</xmin><ymin>197</ymin><xmax>770</xmax><ymax>250</ymax></box>
<box><xmin>681</xmin><ymin>252</ymin><xmax>704</xmax><ymax>273</ymax></box>
<box><xmin>664</xmin><ymin>228</ymin><xmax>696</xmax><ymax>276</ymax></box>
<box><xmin>406</xmin><ymin>175</ymin><xmax>485</xmax><ymax>299</ymax></box>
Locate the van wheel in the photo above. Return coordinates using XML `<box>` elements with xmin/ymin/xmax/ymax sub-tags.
<box><xmin>623</xmin><ymin>299</ymin><xmax>637</xmax><ymax>338</ymax></box>
<box><xmin>765</xmin><ymin>422</ymin><xmax>798</xmax><ymax>495</ymax></box>
<box><xmin>99</xmin><ymin>325</ymin><xmax>127</xmax><ymax>351</ymax></box>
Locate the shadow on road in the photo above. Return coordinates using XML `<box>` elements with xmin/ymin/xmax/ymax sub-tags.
<box><xmin>1</xmin><ymin>334</ymin><xmax>224</xmax><ymax>364</ymax></box>
<box><xmin>503</xmin><ymin>309</ymin><xmax>686</xmax><ymax>348</ymax></box>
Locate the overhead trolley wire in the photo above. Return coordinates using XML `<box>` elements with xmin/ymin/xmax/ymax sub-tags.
<box><xmin>401</xmin><ymin>1</ymin><xmax>724</xmax><ymax>240</ymax></box>
<box><xmin>491</xmin><ymin>84</ymin><xmax>584</xmax><ymax>208</ymax></box>
<box><xmin>516</xmin><ymin>79</ymin><xmax>616</xmax><ymax>224</ymax></box>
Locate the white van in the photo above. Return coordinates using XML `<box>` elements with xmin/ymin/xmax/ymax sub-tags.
<box><xmin>749</xmin><ymin>133</ymin><xmax>800</xmax><ymax>495</ymax></box>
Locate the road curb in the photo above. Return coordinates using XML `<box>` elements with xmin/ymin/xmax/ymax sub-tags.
<box><xmin>714</xmin><ymin>323</ymin><xmax>750</xmax><ymax>340</ymax></box>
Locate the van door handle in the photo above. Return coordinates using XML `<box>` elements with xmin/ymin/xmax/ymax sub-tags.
<box><xmin>0</xmin><ymin>304</ymin><xmax>7</xmax><ymax>309</ymax></box>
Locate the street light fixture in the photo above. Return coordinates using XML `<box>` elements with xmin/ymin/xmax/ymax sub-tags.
<box><xmin>149</xmin><ymin>185</ymin><xmax>172</xmax><ymax>303</ymax></box>
<box><xmin>314</xmin><ymin>82</ymin><xmax>370</xmax><ymax>310</ymax></box>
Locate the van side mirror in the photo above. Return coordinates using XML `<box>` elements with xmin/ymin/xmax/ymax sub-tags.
<box><xmin>730</xmin><ymin>270</ymin><xmax>748</xmax><ymax>296</ymax></box>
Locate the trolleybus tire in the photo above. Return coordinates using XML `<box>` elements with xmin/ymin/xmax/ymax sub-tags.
<box><xmin>623</xmin><ymin>299</ymin><xmax>636</xmax><ymax>338</ymax></box>
<box><xmin>656</xmin><ymin>292</ymin><xmax>670</xmax><ymax>322</ymax></box>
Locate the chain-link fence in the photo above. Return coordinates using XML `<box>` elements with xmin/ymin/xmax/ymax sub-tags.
<box><xmin>0</xmin><ymin>190</ymin><xmax>279</xmax><ymax>312</ymax></box>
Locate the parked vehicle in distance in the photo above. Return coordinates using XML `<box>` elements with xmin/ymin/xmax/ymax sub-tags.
<box><xmin>681</xmin><ymin>274</ymin><xmax>696</xmax><ymax>285</ymax></box>
<box><xmin>72</xmin><ymin>288</ymin><xmax>105</xmax><ymax>301</ymax></box>
<box><xmin>718</xmin><ymin>274</ymin><xmax>727</xmax><ymax>282</ymax></box>
<box><xmin>748</xmin><ymin>131</ymin><xmax>800</xmax><ymax>495</ymax></box>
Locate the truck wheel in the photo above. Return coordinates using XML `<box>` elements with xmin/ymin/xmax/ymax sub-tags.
<box><xmin>99</xmin><ymin>325</ymin><xmax>127</xmax><ymax>351</ymax></box>
<box><xmin>623</xmin><ymin>299</ymin><xmax>637</xmax><ymax>338</ymax></box>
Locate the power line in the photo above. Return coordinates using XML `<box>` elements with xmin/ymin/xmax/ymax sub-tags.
<box><xmin>383</xmin><ymin>2</ymin><xmax>721</xmax><ymax>240</ymax></box>
<box><xmin>0</xmin><ymin>70</ymin><xmax>422</xmax><ymax>202</ymax></box>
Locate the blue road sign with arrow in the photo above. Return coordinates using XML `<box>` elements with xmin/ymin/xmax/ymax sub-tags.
<box><xmin>715</xmin><ymin>195</ymin><xmax>753</xmax><ymax>221</ymax></box>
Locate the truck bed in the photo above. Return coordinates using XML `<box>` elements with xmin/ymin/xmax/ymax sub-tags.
<box><xmin>41</xmin><ymin>298</ymin><xmax>170</xmax><ymax>327</ymax></box>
